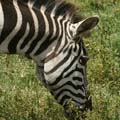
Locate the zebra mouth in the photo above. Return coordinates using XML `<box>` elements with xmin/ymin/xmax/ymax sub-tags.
<box><xmin>74</xmin><ymin>93</ymin><xmax>93</xmax><ymax>111</ymax></box>
<box><xmin>64</xmin><ymin>96</ymin><xmax>92</xmax><ymax>120</ymax></box>
<box><xmin>84</xmin><ymin>95</ymin><xmax>92</xmax><ymax>111</ymax></box>
<box><xmin>77</xmin><ymin>95</ymin><xmax>93</xmax><ymax>111</ymax></box>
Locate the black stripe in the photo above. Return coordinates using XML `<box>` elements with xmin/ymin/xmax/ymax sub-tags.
<box><xmin>81</xmin><ymin>40</ymin><xmax>88</xmax><ymax>56</ymax></box>
<box><xmin>25</xmin><ymin>7</ymin><xmax>45</xmax><ymax>54</ymax></box>
<box><xmin>73</xmin><ymin>77</ymin><xmax>82</xmax><ymax>81</ymax></box>
<box><xmin>55</xmin><ymin>89</ymin><xmax>85</xmax><ymax>101</ymax></box>
<box><xmin>49</xmin><ymin>48</ymin><xmax>81</xmax><ymax>86</ymax></box>
<box><xmin>51</xmin><ymin>81</ymin><xmax>84</xmax><ymax>92</ymax></box>
<box><xmin>45</xmin><ymin>46</ymin><xmax>72</xmax><ymax>74</ymax></box>
<box><xmin>64</xmin><ymin>67</ymin><xmax>84</xmax><ymax>78</ymax></box>
<box><xmin>63</xmin><ymin>42</ymin><xmax>73</xmax><ymax>53</ymax></box>
<box><xmin>33</xmin><ymin>0</ymin><xmax>49</xmax><ymax>9</ymax></box>
<box><xmin>59</xmin><ymin>95</ymin><xmax>85</xmax><ymax>106</ymax></box>
<box><xmin>8</xmin><ymin>1</ymin><xmax>35</xmax><ymax>53</ymax></box>
<box><xmin>55</xmin><ymin>2</ymin><xmax>72</xmax><ymax>17</ymax></box>
<box><xmin>0</xmin><ymin>0</ymin><xmax>17</xmax><ymax>45</ymax></box>
<box><xmin>59</xmin><ymin>95</ymin><xmax>70</xmax><ymax>105</ymax></box>
<box><xmin>34</xmin><ymin>16</ymin><xmax>62</xmax><ymax>55</ymax></box>
<box><xmin>18</xmin><ymin>0</ymin><xmax>29</xmax><ymax>4</ymax></box>
<box><xmin>19</xmin><ymin>2</ymin><xmax>35</xmax><ymax>50</ymax></box>
<box><xmin>53</xmin><ymin>16</ymin><xmax>65</xmax><ymax>52</ymax></box>
<box><xmin>8</xmin><ymin>1</ymin><xmax>27</xmax><ymax>53</ymax></box>
<box><xmin>41</xmin><ymin>18</ymin><xmax>68</xmax><ymax>62</ymax></box>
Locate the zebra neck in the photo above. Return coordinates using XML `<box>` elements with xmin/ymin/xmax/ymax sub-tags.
<box><xmin>0</xmin><ymin>0</ymin><xmax>46</xmax><ymax>55</ymax></box>
<box><xmin>0</xmin><ymin>0</ymin><xmax>72</xmax><ymax>64</ymax></box>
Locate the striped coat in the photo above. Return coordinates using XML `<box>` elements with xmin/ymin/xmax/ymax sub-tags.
<box><xmin>0</xmin><ymin>0</ymin><xmax>99</xmax><ymax>119</ymax></box>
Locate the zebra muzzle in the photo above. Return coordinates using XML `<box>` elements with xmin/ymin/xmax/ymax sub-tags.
<box><xmin>63</xmin><ymin>95</ymin><xmax>92</xmax><ymax>120</ymax></box>
<box><xmin>84</xmin><ymin>95</ymin><xmax>92</xmax><ymax>111</ymax></box>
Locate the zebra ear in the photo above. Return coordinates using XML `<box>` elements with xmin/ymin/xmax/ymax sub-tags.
<box><xmin>75</xmin><ymin>16</ymin><xmax>99</xmax><ymax>34</ymax></box>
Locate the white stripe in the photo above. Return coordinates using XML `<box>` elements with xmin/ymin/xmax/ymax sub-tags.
<box><xmin>66</xmin><ymin>22</ymin><xmax>72</xmax><ymax>39</ymax></box>
<box><xmin>44</xmin><ymin>43</ymin><xmax>75</xmax><ymax>71</ymax></box>
<box><xmin>54</xmin><ymin>84</ymin><xmax>85</xmax><ymax>97</ymax></box>
<box><xmin>44</xmin><ymin>49</ymin><xmax>69</xmax><ymax>73</ymax></box>
<box><xmin>50</xmin><ymin>6</ymin><xmax>57</xmax><ymax>39</ymax></box>
<box><xmin>0</xmin><ymin>0</ymin><xmax>22</xmax><ymax>53</ymax></box>
<box><xmin>57</xmin><ymin>91</ymin><xmax>86</xmax><ymax>104</ymax></box>
<box><xmin>44</xmin><ymin>55</ymin><xmax>84</xmax><ymax>84</ymax></box>
<box><xmin>56</xmin><ymin>17</ymin><xmax>69</xmax><ymax>54</ymax></box>
<box><xmin>63</xmin><ymin>63</ymin><xmax>85</xmax><ymax>77</ymax></box>
<box><xmin>39</xmin><ymin>6</ymin><xmax>58</xmax><ymax>57</ymax></box>
<box><xmin>33</xmin><ymin>10</ymin><xmax>63</xmax><ymax>62</ymax></box>
<box><xmin>44</xmin><ymin>53</ymin><xmax>75</xmax><ymax>84</ymax></box>
<box><xmin>17</xmin><ymin>23</ymin><xmax>30</xmax><ymax>53</ymax></box>
<box><xmin>34</xmin><ymin>6</ymin><xmax>61</xmax><ymax>61</ymax></box>
<box><xmin>52</xmin><ymin>71</ymin><xmax>84</xmax><ymax>89</ymax></box>
<box><xmin>20</xmin><ymin>2</ymin><xmax>39</xmax><ymax>54</ymax></box>
<box><xmin>0</xmin><ymin>2</ymin><xmax>4</xmax><ymax>37</ymax></box>
<box><xmin>34</xmin><ymin>40</ymin><xmax>58</xmax><ymax>62</ymax></box>
<box><xmin>31</xmin><ymin>6</ymin><xmax>49</xmax><ymax>55</ymax></box>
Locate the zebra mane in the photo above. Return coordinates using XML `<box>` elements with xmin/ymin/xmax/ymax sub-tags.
<box><xmin>18</xmin><ymin>0</ymin><xmax>83</xmax><ymax>22</ymax></box>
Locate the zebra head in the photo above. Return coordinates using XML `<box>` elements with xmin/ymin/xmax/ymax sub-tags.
<box><xmin>36</xmin><ymin>16</ymin><xmax>99</xmax><ymax>111</ymax></box>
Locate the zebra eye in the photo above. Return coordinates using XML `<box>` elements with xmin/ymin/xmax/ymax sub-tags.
<box><xmin>79</xmin><ymin>56</ymin><xmax>89</xmax><ymax>65</ymax></box>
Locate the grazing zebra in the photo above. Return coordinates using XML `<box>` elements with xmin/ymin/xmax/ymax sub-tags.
<box><xmin>0</xmin><ymin>0</ymin><xmax>99</xmax><ymax>119</ymax></box>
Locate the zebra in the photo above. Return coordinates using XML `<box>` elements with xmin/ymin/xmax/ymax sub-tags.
<box><xmin>0</xmin><ymin>0</ymin><xmax>99</xmax><ymax>119</ymax></box>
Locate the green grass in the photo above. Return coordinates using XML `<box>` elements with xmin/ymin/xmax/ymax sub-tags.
<box><xmin>0</xmin><ymin>0</ymin><xmax>120</xmax><ymax>120</ymax></box>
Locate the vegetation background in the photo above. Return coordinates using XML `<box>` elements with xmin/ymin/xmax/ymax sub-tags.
<box><xmin>0</xmin><ymin>0</ymin><xmax>120</xmax><ymax>120</ymax></box>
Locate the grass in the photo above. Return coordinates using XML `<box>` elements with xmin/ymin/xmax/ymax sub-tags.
<box><xmin>0</xmin><ymin>0</ymin><xmax>120</xmax><ymax>120</ymax></box>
